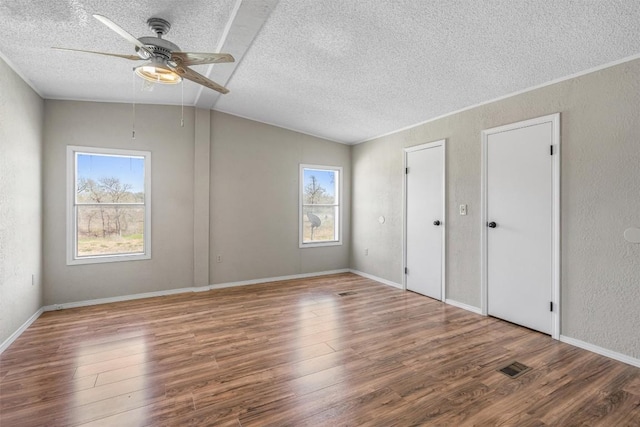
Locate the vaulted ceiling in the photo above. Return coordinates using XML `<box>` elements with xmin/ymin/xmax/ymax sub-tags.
<box><xmin>1</xmin><ymin>1</ymin><xmax>639</xmax><ymax>144</ymax></box>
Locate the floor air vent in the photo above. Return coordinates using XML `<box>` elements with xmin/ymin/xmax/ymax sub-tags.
<box><xmin>337</xmin><ymin>291</ymin><xmax>358</xmax><ymax>296</ymax></box>
<box><xmin>498</xmin><ymin>361</ymin><xmax>531</xmax><ymax>379</ymax></box>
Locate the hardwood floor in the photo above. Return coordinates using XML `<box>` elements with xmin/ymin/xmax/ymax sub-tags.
<box><xmin>1</xmin><ymin>273</ymin><xmax>639</xmax><ymax>426</ymax></box>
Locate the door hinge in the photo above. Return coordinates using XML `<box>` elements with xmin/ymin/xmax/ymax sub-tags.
<box><xmin>405</xmin><ymin>267</ymin><xmax>408</xmax><ymax>274</ymax></box>
<box><xmin>550</xmin><ymin>145</ymin><xmax>554</xmax><ymax>155</ymax></box>
<box><xmin>550</xmin><ymin>301</ymin><xmax>553</xmax><ymax>312</ymax></box>
<box><xmin>405</xmin><ymin>167</ymin><xmax>409</xmax><ymax>174</ymax></box>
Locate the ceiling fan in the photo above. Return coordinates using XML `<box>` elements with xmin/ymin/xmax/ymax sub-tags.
<box><xmin>54</xmin><ymin>14</ymin><xmax>234</xmax><ymax>94</ymax></box>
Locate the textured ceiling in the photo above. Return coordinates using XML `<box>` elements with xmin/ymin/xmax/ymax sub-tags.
<box><xmin>0</xmin><ymin>0</ymin><xmax>238</xmax><ymax>104</ymax></box>
<box><xmin>1</xmin><ymin>1</ymin><xmax>640</xmax><ymax>144</ymax></box>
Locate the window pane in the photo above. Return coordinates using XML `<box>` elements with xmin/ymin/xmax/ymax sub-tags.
<box><xmin>76</xmin><ymin>205</ymin><xmax>145</xmax><ymax>257</ymax></box>
<box><xmin>302</xmin><ymin>206</ymin><xmax>337</xmax><ymax>242</ymax></box>
<box><xmin>303</xmin><ymin>169</ymin><xmax>337</xmax><ymax>205</ymax></box>
<box><xmin>76</xmin><ymin>154</ymin><xmax>145</xmax><ymax>203</ymax></box>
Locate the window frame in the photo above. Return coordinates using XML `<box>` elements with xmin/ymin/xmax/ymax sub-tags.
<box><xmin>299</xmin><ymin>164</ymin><xmax>342</xmax><ymax>248</ymax></box>
<box><xmin>66</xmin><ymin>145</ymin><xmax>151</xmax><ymax>265</ymax></box>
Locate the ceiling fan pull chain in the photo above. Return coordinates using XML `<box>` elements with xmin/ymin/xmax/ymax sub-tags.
<box><xmin>181</xmin><ymin>80</ymin><xmax>184</xmax><ymax>127</ymax></box>
<box><xmin>132</xmin><ymin>68</ymin><xmax>136</xmax><ymax>139</ymax></box>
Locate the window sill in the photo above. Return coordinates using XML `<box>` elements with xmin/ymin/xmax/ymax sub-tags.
<box><xmin>67</xmin><ymin>253</ymin><xmax>151</xmax><ymax>266</ymax></box>
<box><xmin>299</xmin><ymin>241</ymin><xmax>342</xmax><ymax>249</ymax></box>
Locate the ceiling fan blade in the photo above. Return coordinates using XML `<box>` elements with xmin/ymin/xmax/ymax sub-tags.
<box><xmin>52</xmin><ymin>47</ymin><xmax>142</xmax><ymax>61</ymax></box>
<box><xmin>171</xmin><ymin>52</ymin><xmax>235</xmax><ymax>66</ymax></box>
<box><xmin>169</xmin><ymin>64</ymin><xmax>229</xmax><ymax>94</ymax></box>
<box><xmin>93</xmin><ymin>14</ymin><xmax>153</xmax><ymax>58</ymax></box>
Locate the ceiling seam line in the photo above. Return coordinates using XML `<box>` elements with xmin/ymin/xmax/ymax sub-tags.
<box><xmin>193</xmin><ymin>0</ymin><xmax>244</xmax><ymax>108</ymax></box>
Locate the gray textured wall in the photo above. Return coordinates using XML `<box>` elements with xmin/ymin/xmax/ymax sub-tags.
<box><xmin>351</xmin><ymin>59</ymin><xmax>640</xmax><ymax>359</ymax></box>
<box><xmin>210</xmin><ymin>112</ymin><xmax>351</xmax><ymax>284</ymax></box>
<box><xmin>43</xmin><ymin>101</ymin><xmax>196</xmax><ymax>304</ymax></box>
<box><xmin>0</xmin><ymin>57</ymin><xmax>44</xmax><ymax>344</ymax></box>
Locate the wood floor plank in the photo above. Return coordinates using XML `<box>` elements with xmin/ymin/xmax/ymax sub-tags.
<box><xmin>2</xmin><ymin>273</ymin><xmax>639</xmax><ymax>426</ymax></box>
<box><xmin>0</xmin><ymin>374</ymin><xmax>97</xmax><ymax>412</ymax></box>
<box><xmin>73</xmin><ymin>353</ymin><xmax>148</xmax><ymax>379</ymax></box>
<box><xmin>297</xmin><ymin>386</ymin><xmax>404</xmax><ymax>427</ymax></box>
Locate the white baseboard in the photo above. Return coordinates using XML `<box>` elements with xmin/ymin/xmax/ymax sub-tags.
<box><xmin>40</xmin><ymin>270</ymin><xmax>351</xmax><ymax>312</ymax></box>
<box><xmin>349</xmin><ymin>269</ymin><xmax>403</xmax><ymax>289</ymax></box>
<box><xmin>0</xmin><ymin>307</ymin><xmax>44</xmax><ymax>354</ymax></box>
<box><xmin>42</xmin><ymin>286</ymin><xmax>207</xmax><ymax>312</ymax></box>
<box><xmin>560</xmin><ymin>335</ymin><xmax>640</xmax><ymax>368</ymax></box>
<box><xmin>209</xmin><ymin>269</ymin><xmax>350</xmax><ymax>290</ymax></box>
<box><xmin>445</xmin><ymin>298</ymin><xmax>482</xmax><ymax>315</ymax></box>
<box><xmin>348</xmin><ymin>271</ymin><xmax>483</xmax><ymax>317</ymax></box>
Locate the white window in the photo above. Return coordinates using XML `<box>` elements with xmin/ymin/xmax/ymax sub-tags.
<box><xmin>299</xmin><ymin>164</ymin><xmax>342</xmax><ymax>247</ymax></box>
<box><xmin>67</xmin><ymin>146</ymin><xmax>151</xmax><ymax>265</ymax></box>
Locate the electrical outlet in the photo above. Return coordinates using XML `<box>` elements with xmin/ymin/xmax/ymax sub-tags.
<box><xmin>55</xmin><ymin>305</ymin><xmax>63</xmax><ymax>311</ymax></box>
<box><xmin>216</xmin><ymin>255</ymin><xmax>223</xmax><ymax>263</ymax></box>
<box><xmin>364</xmin><ymin>248</ymin><xmax>369</xmax><ymax>256</ymax></box>
<box><xmin>459</xmin><ymin>204</ymin><xmax>467</xmax><ymax>216</ymax></box>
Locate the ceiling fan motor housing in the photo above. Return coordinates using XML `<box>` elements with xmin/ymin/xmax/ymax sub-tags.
<box><xmin>135</xmin><ymin>18</ymin><xmax>180</xmax><ymax>60</ymax></box>
<box><xmin>136</xmin><ymin>37</ymin><xmax>180</xmax><ymax>60</ymax></box>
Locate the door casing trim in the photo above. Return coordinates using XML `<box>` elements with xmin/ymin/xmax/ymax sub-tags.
<box><xmin>480</xmin><ymin>113</ymin><xmax>561</xmax><ymax>339</ymax></box>
<box><xmin>402</xmin><ymin>139</ymin><xmax>446</xmax><ymax>300</ymax></box>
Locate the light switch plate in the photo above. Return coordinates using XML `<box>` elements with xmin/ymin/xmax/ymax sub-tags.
<box><xmin>460</xmin><ymin>204</ymin><xmax>467</xmax><ymax>215</ymax></box>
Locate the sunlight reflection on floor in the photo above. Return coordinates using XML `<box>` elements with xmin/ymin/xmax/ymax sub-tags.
<box><xmin>71</xmin><ymin>336</ymin><xmax>150</xmax><ymax>426</ymax></box>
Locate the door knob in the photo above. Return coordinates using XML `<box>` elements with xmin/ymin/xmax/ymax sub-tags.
<box><xmin>488</xmin><ymin>221</ymin><xmax>497</xmax><ymax>228</ymax></box>
<box><xmin>433</xmin><ymin>220</ymin><xmax>441</xmax><ymax>226</ymax></box>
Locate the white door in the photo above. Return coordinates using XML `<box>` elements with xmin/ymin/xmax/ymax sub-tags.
<box><xmin>405</xmin><ymin>141</ymin><xmax>445</xmax><ymax>300</ymax></box>
<box><xmin>484</xmin><ymin>117</ymin><xmax>558</xmax><ymax>335</ymax></box>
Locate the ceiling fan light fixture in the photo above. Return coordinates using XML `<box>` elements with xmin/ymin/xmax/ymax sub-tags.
<box><xmin>134</xmin><ymin>58</ymin><xmax>181</xmax><ymax>84</ymax></box>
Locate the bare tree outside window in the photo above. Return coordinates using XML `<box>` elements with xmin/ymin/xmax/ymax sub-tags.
<box><xmin>304</xmin><ymin>175</ymin><xmax>327</xmax><ymax>205</ymax></box>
